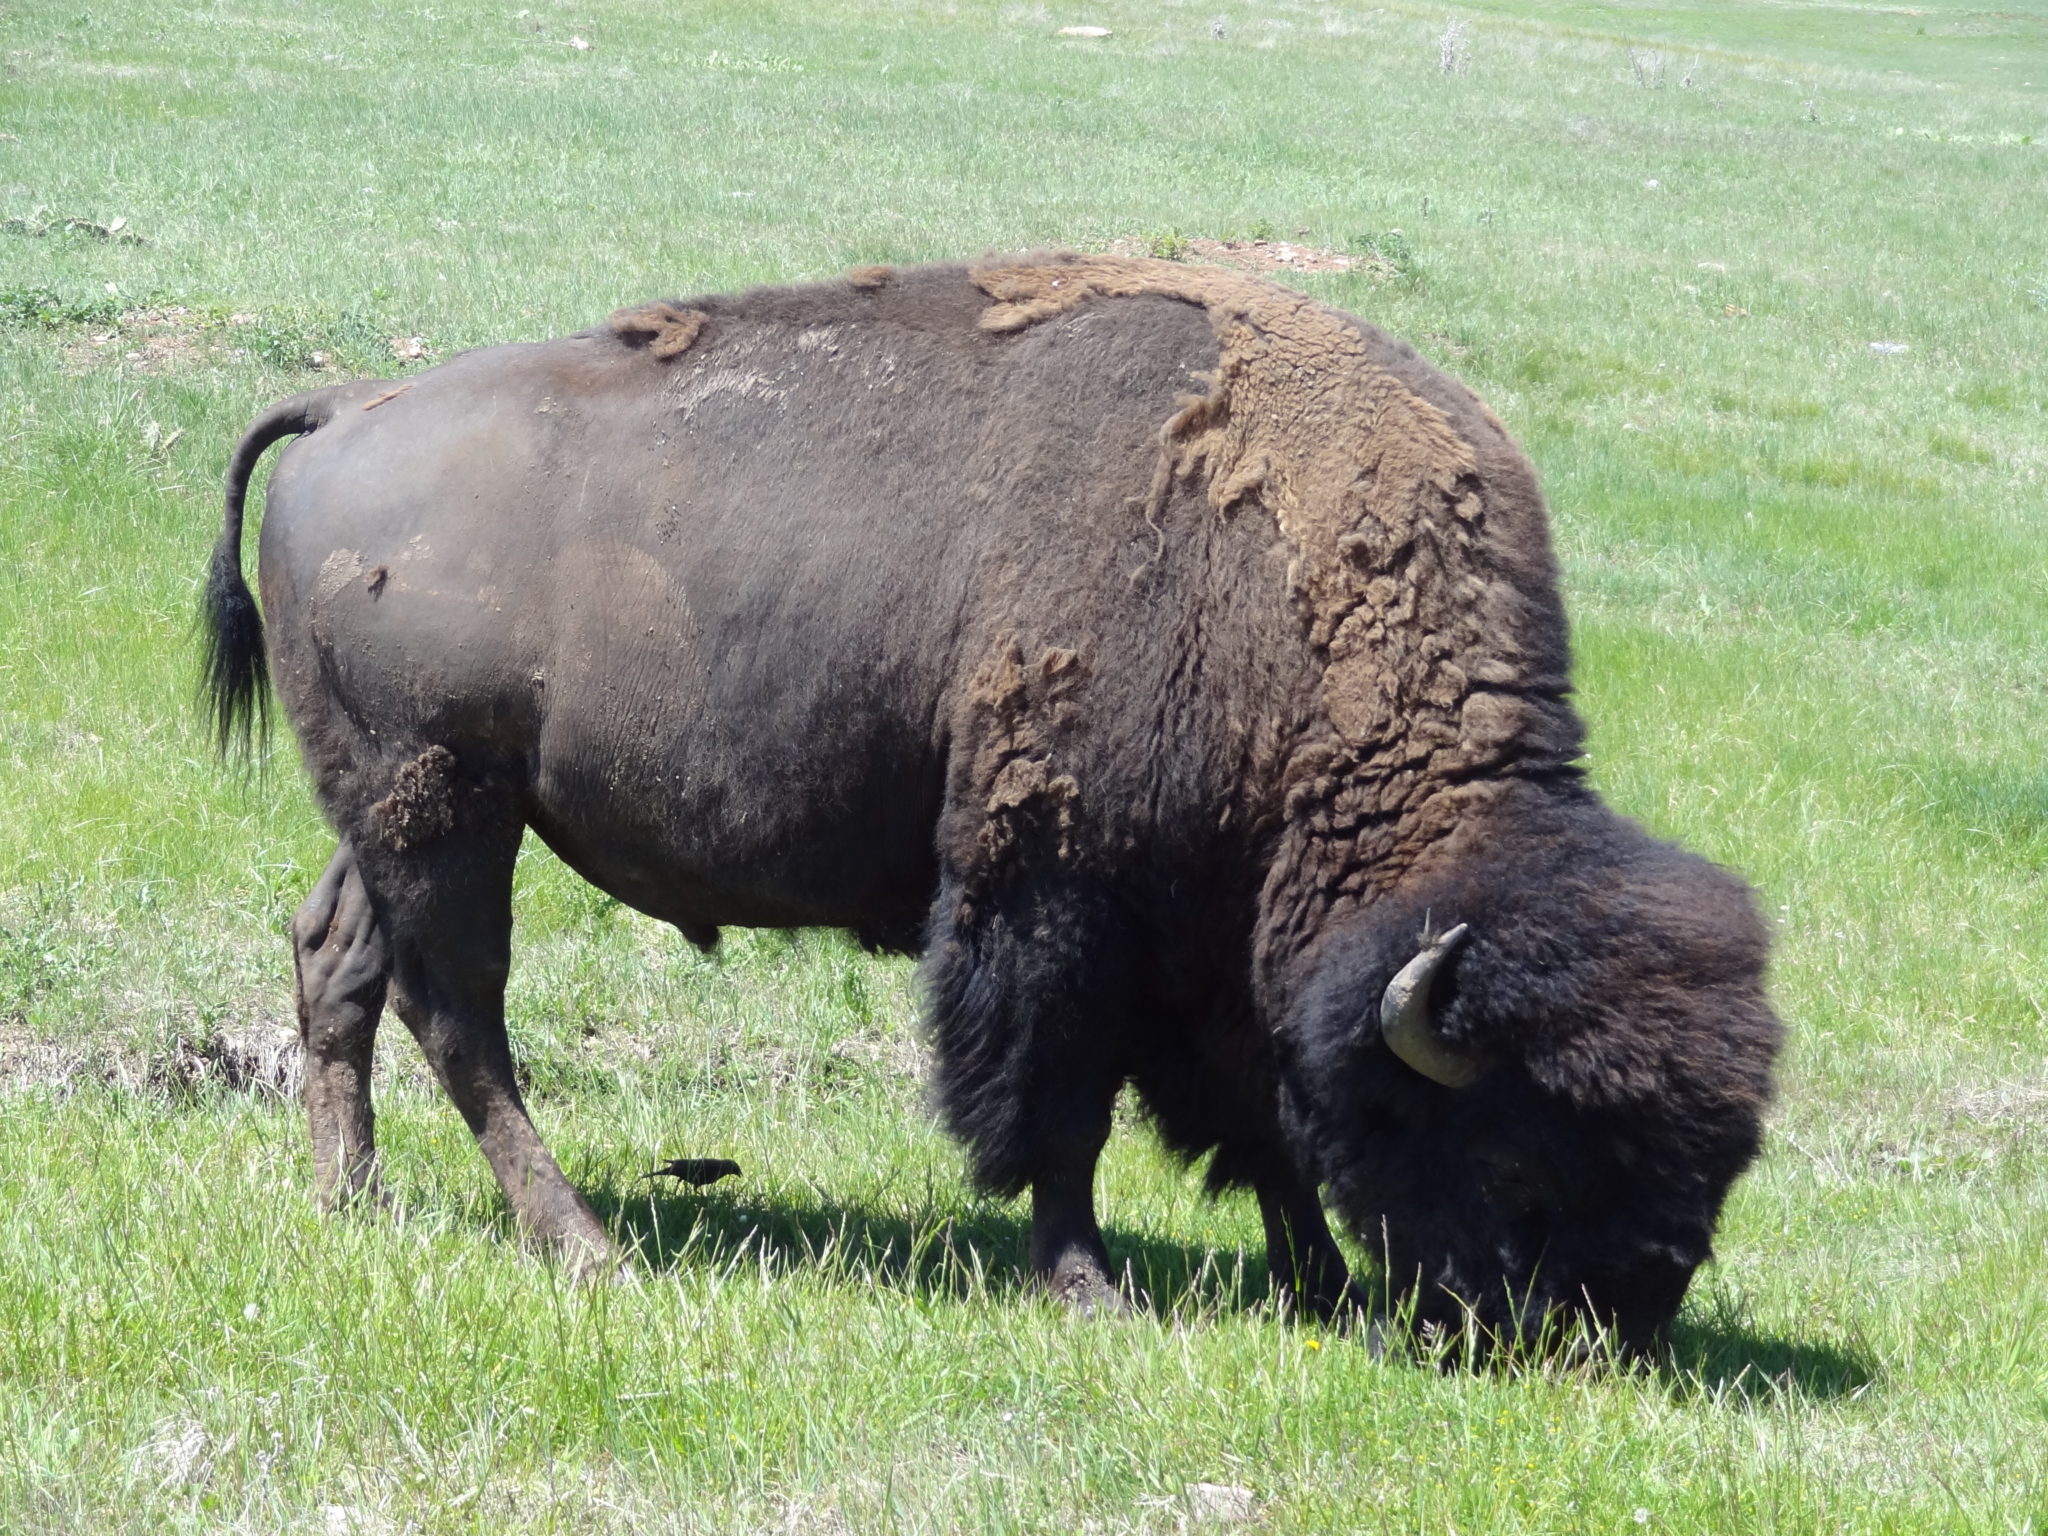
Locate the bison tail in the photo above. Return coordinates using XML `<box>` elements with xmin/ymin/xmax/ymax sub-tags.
<box><xmin>201</xmin><ymin>388</ymin><xmax>346</xmax><ymax>757</ymax></box>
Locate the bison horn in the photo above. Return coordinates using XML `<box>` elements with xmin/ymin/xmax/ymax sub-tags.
<box><xmin>1379</xmin><ymin>922</ymin><xmax>1483</xmax><ymax>1089</ymax></box>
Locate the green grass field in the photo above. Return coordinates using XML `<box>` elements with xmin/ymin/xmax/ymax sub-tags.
<box><xmin>3</xmin><ymin>0</ymin><xmax>2046</xmax><ymax>1529</ymax></box>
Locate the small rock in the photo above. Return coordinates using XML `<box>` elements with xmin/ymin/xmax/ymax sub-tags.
<box><xmin>1058</xmin><ymin>25</ymin><xmax>1112</xmax><ymax>37</ymax></box>
<box><xmin>1185</xmin><ymin>1483</ymin><xmax>1256</xmax><ymax>1525</ymax></box>
<box><xmin>567</xmin><ymin>34</ymin><xmax>591</xmax><ymax>50</ymax></box>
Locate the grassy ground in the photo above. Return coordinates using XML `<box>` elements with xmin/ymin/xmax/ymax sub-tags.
<box><xmin>2</xmin><ymin>0</ymin><xmax>2045</xmax><ymax>1530</ymax></box>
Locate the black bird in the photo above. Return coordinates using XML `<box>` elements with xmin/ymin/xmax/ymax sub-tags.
<box><xmin>641</xmin><ymin>1157</ymin><xmax>742</xmax><ymax>1187</ymax></box>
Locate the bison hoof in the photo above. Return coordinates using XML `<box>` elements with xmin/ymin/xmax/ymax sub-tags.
<box><xmin>1043</xmin><ymin>1262</ymin><xmax>1131</xmax><ymax>1318</ymax></box>
<box><xmin>542</xmin><ymin>1227</ymin><xmax>628</xmax><ymax>1285</ymax></box>
<box><xmin>1361</xmin><ymin>1317</ymin><xmax>1395</xmax><ymax>1362</ymax></box>
<box><xmin>1294</xmin><ymin>1280</ymin><xmax>1380</xmax><ymax>1333</ymax></box>
<box><xmin>315</xmin><ymin>1162</ymin><xmax>391</xmax><ymax>1216</ymax></box>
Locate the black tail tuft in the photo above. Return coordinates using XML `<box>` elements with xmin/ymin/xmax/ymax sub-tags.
<box><xmin>200</xmin><ymin>526</ymin><xmax>270</xmax><ymax>757</ymax></box>
<box><xmin>199</xmin><ymin>388</ymin><xmax>351</xmax><ymax>759</ymax></box>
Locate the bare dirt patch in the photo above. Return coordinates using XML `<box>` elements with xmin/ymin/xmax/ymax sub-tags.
<box><xmin>0</xmin><ymin>1019</ymin><xmax>303</xmax><ymax>1099</ymax></box>
<box><xmin>62</xmin><ymin>306</ymin><xmax>232</xmax><ymax>374</ymax></box>
<box><xmin>1949</xmin><ymin>1077</ymin><xmax>2048</xmax><ymax>1130</ymax></box>
<box><xmin>42</xmin><ymin>302</ymin><xmax>425</xmax><ymax>377</ymax></box>
<box><xmin>827</xmin><ymin>1021</ymin><xmax>930</xmax><ymax>1083</ymax></box>
<box><xmin>1105</xmin><ymin>235</ymin><xmax>1396</xmax><ymax>279</ymax></box>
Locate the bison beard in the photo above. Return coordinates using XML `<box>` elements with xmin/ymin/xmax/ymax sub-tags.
<box><xmin>202</xmin><ymin>252</ymin><xmax>1781</xmax><ymax>1353</ymax></box>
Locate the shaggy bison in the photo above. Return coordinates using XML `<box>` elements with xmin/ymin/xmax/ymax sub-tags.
<box><xmin>203</xmin><ymin>254</ymin><xmax>1781</xmax><ymax>1350</ymax></box>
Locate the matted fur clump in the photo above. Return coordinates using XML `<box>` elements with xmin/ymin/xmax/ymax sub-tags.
<box><xmin>608</xmin><ymin>299</ymin><xmax>706</xmax><ymax>360</ymax></box>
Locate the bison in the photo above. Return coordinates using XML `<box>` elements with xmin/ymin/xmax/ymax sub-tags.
<box><xmin>202</xmin><ymin>253</ymin><xmax>1782</xmax><ymax>1351</ymax></box>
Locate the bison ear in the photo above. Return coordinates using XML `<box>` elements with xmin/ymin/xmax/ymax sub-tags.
<box><xmin>1379</xmin><ymin>923</ymin><xmax>1486</xmax><ymax>1088</ymax></box>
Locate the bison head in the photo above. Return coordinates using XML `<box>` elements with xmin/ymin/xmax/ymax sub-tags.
<box><xmin>1280</xmin><ymin>785</ymin><xmax>1782</xmax><ymax>1356</ymax></box>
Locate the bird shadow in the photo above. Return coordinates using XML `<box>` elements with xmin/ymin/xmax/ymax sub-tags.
<box><xmin>584</xmin><ymin>1177</ymin><xmax>1277</xmax><ymax>1319</ymax></box>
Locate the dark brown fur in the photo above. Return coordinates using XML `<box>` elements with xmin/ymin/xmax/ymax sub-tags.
<box><xmin>202</xmin><ymin>254</ymin><xmax>1781</xmax><ymax>1342</ymax></box>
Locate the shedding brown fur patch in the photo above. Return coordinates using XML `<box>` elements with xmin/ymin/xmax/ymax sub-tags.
<box><xmin>369</xmin><ymin>746</ymin><xmax>459</xmax><ymax>851</ymax></box>
<box><xmin>970</xmin><ymin>254</ymin><xmax>1575</xmax><ymax>971</ymax></box>
<box><xmin>845</xmin><ymin>264</ymin><xmax>893</xmax><ymax>290</ymax></box>
<box><xmin>954</xmin><ymin>641</ymin><xmax>1086</xmax><ymax>916</ymax></box>
<box><xmin>609</xmin><ymin>301</ymin><xmax>708</xmax><ymax>361</ymax></box>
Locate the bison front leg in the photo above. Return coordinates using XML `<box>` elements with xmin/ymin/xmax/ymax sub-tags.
<box><xmin>924</xmin><ymin>872</ymin><xmax>1133</xmax><ymax>1316</ymax></box>
<box><xmin>1256</xmin><ymin>1174</ymin><xmax>1366</xmax><ymax>1326</ymax></box>
<box><xmin>1028</xmin><ymin>1116</ymin><xmax>1130</xmax><ymax>1316</ymax></box>
<box><xmin>351</xmin><ymin>777</ymin><xmax>620</xmax><ymax>1279</ymax></box>
<box><xmin>293</xmin><ymin>843</ymin><xmax>389</xmax><ymax>1208</ymax></box>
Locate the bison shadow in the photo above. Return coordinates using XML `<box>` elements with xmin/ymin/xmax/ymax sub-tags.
<box><xmin>1658</xmin><ymin>1315</ymin><xmax>1877</xmax><ymax>1402</ymax></box>
<box><xmin>586</xmin><ymin>1179</ymin><xmax>1279</xmax><ymax>1318</ymax></box>
<box><xmin>582</xmin><ymin>1183</ymin><xmax>1879</xmax><ymax>1392</ymax></box>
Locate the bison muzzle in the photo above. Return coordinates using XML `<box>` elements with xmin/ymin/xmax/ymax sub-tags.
<box><xmin>202</xmin><ymin>253</ymin><xmax>1782</xmax><ymax>1352</ymax></box>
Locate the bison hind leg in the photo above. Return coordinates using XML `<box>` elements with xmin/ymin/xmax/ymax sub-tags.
<box><xmin>293</xmin><ymin>841</ymin><xmax>389</xmax><ymax>1209</ymax></box>
<box><xmin>339</xmin><ymin>754</ymin><xmax>621</xmax><ymax>1279</ymax></box>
